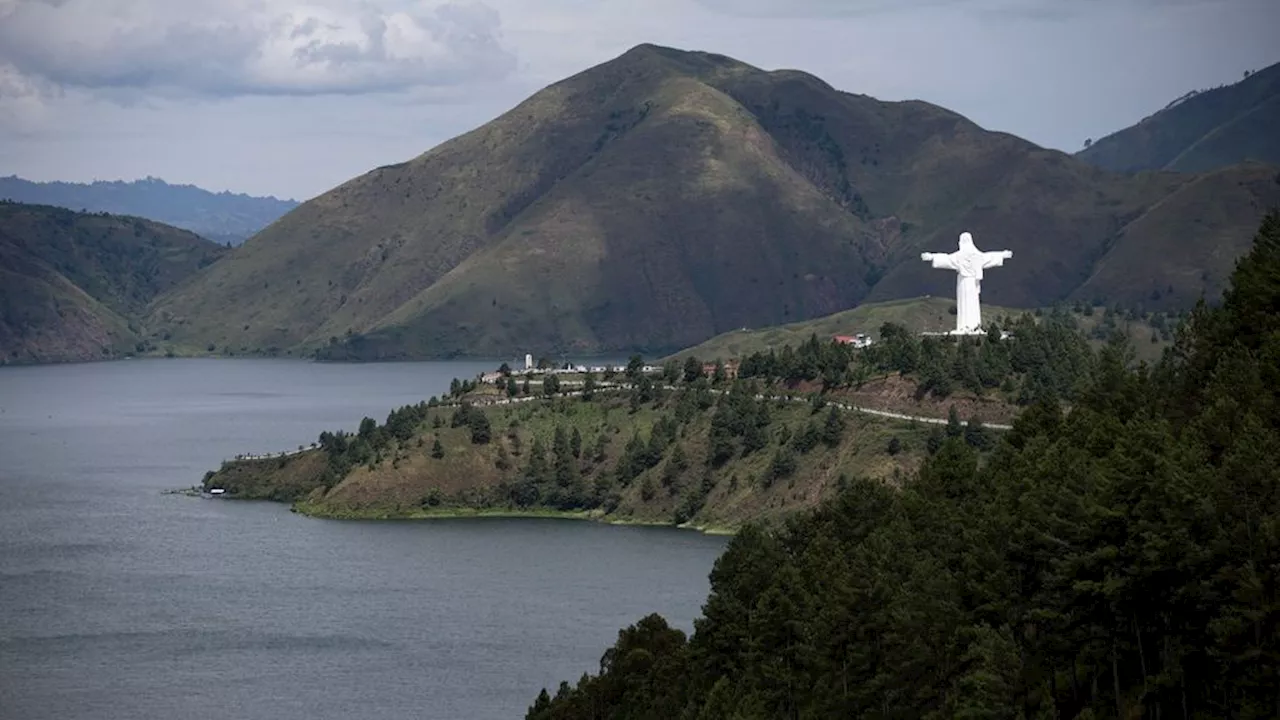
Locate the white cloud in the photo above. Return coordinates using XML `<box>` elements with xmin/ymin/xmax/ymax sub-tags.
<box><xmin>0</xmin><ymin>0</ymin><xmax>517</xmax><ymax>97</ymax></box>
<box><xmin>1</xmin><ymin>0</ymin><xmax>1275</xmax><ymax>199</ymax></box>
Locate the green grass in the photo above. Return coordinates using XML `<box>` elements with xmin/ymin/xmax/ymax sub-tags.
<box><xmin>667</xmin><ymin>296</ymin><xmax>1174</xmax><ymax>365</ymax></box>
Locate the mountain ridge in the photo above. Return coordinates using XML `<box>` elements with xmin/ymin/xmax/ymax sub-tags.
<box><xmin>1076</xmin><ymin>60</ymin><xmax>1280</xmax><ymax>173</ymax></box>
<box><xmin>0</xmin><ymin>176</ymin><xmax>299</xmax><ymax>246</ymax></box>
<box><xmin>150</xmin><ymin>44</ymin><xmax>1280</xmax><ymax>360</ymax></box>
<box><xmin>0</xmin><ymin>202</ymin><xmax>228</xmax><ymax>364</ymax></box>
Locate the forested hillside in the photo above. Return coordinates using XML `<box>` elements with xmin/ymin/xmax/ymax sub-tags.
<box><xmin>527</xmin><ymin>212</ymin><xmax>1280</xmax><ymax>719</ymax></box>
<box><xmin>0</xmin><ymin>202</ymin><xmax>227</xmax><ymax>363</ymax></box>
<box><xmin>204</xmin><ymin>303</ymin><xmax>1132</xmax><ymax>528</ymax></box>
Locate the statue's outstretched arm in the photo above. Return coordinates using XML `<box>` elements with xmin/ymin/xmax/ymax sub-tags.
<box><xmin>981</xmin><ymin>250</ymin><xmax>1013</xmax><ymax>269</ymax></box>
<box><xmin>921</xmin><ymin>252</ymin><xmax>957</xmax><ymax>270</ymax></box>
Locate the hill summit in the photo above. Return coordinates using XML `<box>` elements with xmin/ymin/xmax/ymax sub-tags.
<box><xmin>1077</xmin><ymin>61</ymin><xmax>1280</xmax><ymax>173</ymax></box>
<box><xmin>152</xmin><ymin>44</ymin><xmax>1280</xmax><ymax>360</ymax></box>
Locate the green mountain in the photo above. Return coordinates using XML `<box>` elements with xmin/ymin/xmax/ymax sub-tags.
<box><xmin>152</xmin><ymin>44</ymin><xmax>1280</xmax><ymax>360</ymax></box>
<box><xmin>526</xmin><ymin>211</ymin><xmax>1280</xmax><ymax>720</ymax></box>
<box><xmin>1077</xmin><ymin>61</ymin><xmax>1280</xmax><ymax>173</ymax></box>
<box><xmin>0</xmin><ymin>202</ymin><xmax>227</xmax><ymax>364</ymax></box>
<box><xmin>0</xmin><ymin>176</ymin><xmax>298</xmax><ymax>246</ymax></box>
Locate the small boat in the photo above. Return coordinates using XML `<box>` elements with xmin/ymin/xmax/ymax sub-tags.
<box><xmin>209</xmin><ymin>488</ymin><xmax>226</xmax><ymax>496</ymax></box>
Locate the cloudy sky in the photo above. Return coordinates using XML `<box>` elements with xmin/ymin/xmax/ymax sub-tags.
<box><xmin>1</xmin><ymin>0</ymin><xmax>1276</xmax><ymax>200</ymax></box>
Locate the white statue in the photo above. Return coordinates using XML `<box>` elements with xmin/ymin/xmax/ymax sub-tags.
<box><xmin>921</xmin><ymin>232</ymin><xmax>1012</xmax><ymax>335</ymax></box>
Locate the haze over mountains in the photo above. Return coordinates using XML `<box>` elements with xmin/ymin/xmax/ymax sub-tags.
<box><xmin>148</xmin><ymin>44</ymin><xmax>1280</xmax><ymax>361</ymax></box>
<box><xmin>0</xmin><ymin>176</ymin><xmax>298</xmax><ymax>246</ymax></box>
<box><xmin>1076</xmin><ymin>60</ymin><xmax>1280</xmax><ymax>173</ymax></box>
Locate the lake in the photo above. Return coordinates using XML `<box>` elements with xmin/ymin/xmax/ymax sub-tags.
<box><xmin>0</xmin><ymin>359</ymin><xmax>728</xmax><ymax>719</ymax></box>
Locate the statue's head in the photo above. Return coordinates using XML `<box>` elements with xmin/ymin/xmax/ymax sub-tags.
<box><xmin>958</xmin><ymin>232</ymin><xmax>976</xmax><ymax>252</ymax></box>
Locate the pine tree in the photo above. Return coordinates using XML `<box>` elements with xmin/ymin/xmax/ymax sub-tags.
<box><xmin>946</xmin><ymin>404</ymin><xmax>963</xmax><ymax>438</ymax></box>
<box><xmin>430</xmin><ymin>436</ymin><xmax>445</xmax><ymax>459</ymax></box>
<box><xmin>683</xmin><ymin>355</ymin><xmax>703</xmax><ymax>383</ymax></box>
<box><xmin>821</xmin><ymin>405</ymin><xmax>846</xmax><ymax>448</ymax></box>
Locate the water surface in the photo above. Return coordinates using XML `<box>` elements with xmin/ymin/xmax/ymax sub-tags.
<box><xmin>0</xmin><ymin>359</ymin><xmax>727</xmax><ymax>719</ymax></box>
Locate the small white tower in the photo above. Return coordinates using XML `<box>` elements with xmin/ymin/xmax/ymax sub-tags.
<box><xmin>524</xmin><ymin>353</ymin><xmax>534</xmax><ymax>370</ymax></box>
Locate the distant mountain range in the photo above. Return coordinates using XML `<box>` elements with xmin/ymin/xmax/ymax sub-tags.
<box><xmin>1077</xmin><ymin>61</ymin><xmax>1280</xmax><ymax>173</ymax></box>
<box><xmin>0</xmin><ymin>202</ymin><xmax>227</xmax><ymax>364</ymax></box>
<box><xmin>149</xmin><ymin>44</ymin><xmax>1280</xmax><ymax>361</ymax></box>
<box><xmin>0</xmin><ymin>176</ymin><xmax>298</xmax><ymax>246</ymax></box>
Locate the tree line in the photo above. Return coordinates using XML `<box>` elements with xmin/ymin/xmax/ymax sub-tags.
<box><xmin>526</xmin><ymin>212</ymin><xmax>1280</xmax><ymax>719</ymax></box>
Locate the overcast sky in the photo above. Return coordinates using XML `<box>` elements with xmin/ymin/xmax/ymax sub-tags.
<box><xmin>1</xmin><ymin>0</ymin><xmax>1276</xmax><ymax>200</ymax></box>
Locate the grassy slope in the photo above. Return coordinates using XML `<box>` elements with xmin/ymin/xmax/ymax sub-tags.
<box><xmin>1076</xmin><ymin>61</ymin><xmax>1280</xmax><ymax>173</ymax></box>
<box><xmin>0</xmin><ymin>203</ymin><xmax>228</xmax><ymax>363</ymax></box>
<box><xmin>1071</xmin><ymin>163</ymin><xmax>1280</xmax><ymax>309</ymax></box>
<box><xmin>669</xmin><ymin>296</ymin><xmax>1173</xmax><ymax>365</ymax></box>
<box><xmin>205</xmin><ymin>390</ymin><xmax>939</xmax><ymax>531</ymax></box>
<box><xmin>155</xmin><ymin>45</ymin><xmax>1279</xmax><ymax>360</ymax></box>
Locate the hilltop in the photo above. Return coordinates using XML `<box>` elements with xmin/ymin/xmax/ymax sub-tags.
<box><xmin>0</xmin><ymin>176</ymin><xmax>298</xmax><ymax>246</ymax></box>
<box><xmin>1077</xmin><ymin>61</ymin><xmax>1280</xmax><ymax>173</ymax></box>
<box><xmin>153</xmin><ymin>44</ymin><xmax>1280</xmax><ymax>360</ymax></box>
<box><xmin>669</xmin><ymin>296</ymin><xmax>1176</xmax><ymax>365</ymax></box>
<box><xmin>0</xmin><ymin>202</ymin><xmax>227</xmax><ymax>364</ymax></box>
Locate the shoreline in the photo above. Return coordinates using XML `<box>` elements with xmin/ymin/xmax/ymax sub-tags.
<box><xmin>286</xmin><ymin>499</ymin><xmax>740</xmax><ymax>535</ymax></box>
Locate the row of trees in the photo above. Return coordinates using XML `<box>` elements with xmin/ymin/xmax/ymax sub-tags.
<box><xmin>733</xmin><ymin>307</ymin><xmax>1098</xmax><ymax>404</ymax></box>
<box><xmin>527</xmin><ymin>212</ymin><xmax>1280</xmax><ymax>719</ymax></box>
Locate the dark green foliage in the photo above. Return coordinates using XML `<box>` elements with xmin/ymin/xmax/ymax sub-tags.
<box><xmin>711</xmin><ymin>360</ymin><xmax>728</xmax><ymax>385</ymax></box>
<box><xmin>946</xmin><ymin>404</ymin><xmax>963</xmax><ymax>438</ymax></box>
<box><xmin>820</xmin><ymin>405</ymin><xmax>845</xmax><ymax>447</ymax></box>
<box><xmin>737</xmin><ymin>311</ymin><xmax>1094</xmax><ymax>407</ymax></box>
<box><xmin>526</xmin><ymin>614</ymin><xmax>690</xmax><ymax>720</ymax></box>
<box><xmin>469</xmin><ymin>412</ymin><xmax>491</xmax><ymax>445</ymax></box>
<box><xmin>765</xmin><ymin>446</ymin><xmax>797</xmax><ymax>485</ymax></box>
<box><xmin>625</xmin><ymin>354</ymin><xmax>644</xmax><ymax>381</ymax></box>
<box><xmin>886</xmin><ymin>436</ymin><xmax>903</xmax><ymax>455</ymax></box>
<box><xmin>682</xmin><ymin>355</ymin><xmax>703</xmax><ymax>382</ymax></box>
<box><xmin>790</xmin><ymin>421</ymin><xmax>821</xmax><ymax>454</ymax></box>
<box><xmin>963</xmin><ymin>416</ymin><xmax>990</xmax><ymax>450</ymax></box>
<box><xmin>706</xmin><ymin>383</ymin><xmax>773</xmax><ymax>465</ymax></box>
<box><xmin>528</xmin><ymin>213</ymin><xmax>1280</xmax><ymax>720</ymax></box>
<box><xmin>543</xmin><ymin>373</ymin><xmax>560</xmax><ymax>396</ymax></box>
<box><xmin>430</xmin><ymin>436</ymin><xmax>445</xmax><ymax>459</ymax></box>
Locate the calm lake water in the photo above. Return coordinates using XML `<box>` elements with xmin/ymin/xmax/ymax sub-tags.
<box><xmin>0</xmin><ymin>359</ymin><xmax>728</xmax><ymax>720</ymax></box>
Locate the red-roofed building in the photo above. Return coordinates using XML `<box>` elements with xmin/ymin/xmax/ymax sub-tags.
<box><xmin>833</xmin><ymin>333</ymin><xmax>874</xmax><ymax>348</ymax></box>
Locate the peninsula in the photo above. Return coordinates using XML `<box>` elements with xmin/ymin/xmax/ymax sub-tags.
<box><xmin>201</xmin><ymin>306</ymin><xmax>1108</xmax><ymax>530</ymax></box>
